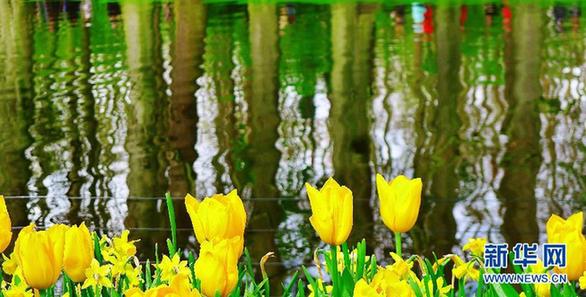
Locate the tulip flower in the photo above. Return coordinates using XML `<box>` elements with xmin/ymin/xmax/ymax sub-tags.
<box><xmin>546</xmin><ymin>212</ymin><xmax>585</xmax><ymax>281</ymax></box>
<box><xmin>376</xmin><ymin>174</ymin><xmax>422</xmax><ymax>233</ymax></box>
<box><xmin>63</xmin><ymin>223</ymin><xmax>94</xmax><ymax>282</ymax></box>
<box><xmin>546</xmin><ymin>212</ymin><xmax>583</xmax><ymax>243</ymax></box>
<box><xmin>15</xmin><ymin>224</ymin><xmax>68</xmax><ymax>289</ymax></box>
<box><xmin>185</xmin><ymin>190</ymin><xmax>246</xmax><ymax>254</ymax></box>
<box><xmin>195</xmin><ymin>239</ymin><xmax>239</xmax><ymax>297</ymax></box>
<box><xmin>0</xmin><ymin>196</ymin><xmax>11</xmax><ymax>253</ymax></box>
<box><xmin>305</xmin><ymin>177</ymin><xmax>353</xmax><ymax>246</ymax></box>
<box><xmin>376</xmin><ymin>174</ymin><xmax>422</xmax><ymax>257</ymax></box>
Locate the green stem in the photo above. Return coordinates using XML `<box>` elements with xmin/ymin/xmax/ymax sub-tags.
<box><xmin>330</xmin><ymin>245</ymin><xmax>340</xmax><ymax>296</ymax></box>
<box><xmin>395</xmin><ymin>232</ymin><xmax>402</xmax><ymax>257</ymax></box>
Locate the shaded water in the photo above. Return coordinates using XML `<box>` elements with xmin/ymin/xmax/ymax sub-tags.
<box><xmin>1</xmin><ymin>0</ymin><xmax>585</xmax><ymax>287</ymax></box>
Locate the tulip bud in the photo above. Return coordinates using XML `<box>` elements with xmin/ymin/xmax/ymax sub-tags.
<box><xmin>185</xmin><ymin>190</ymin><xmax>246</xmax><ymax>244</ymax></box>
<box><xmin>305</xmin><ymin>177</ymin><xmax>353</xmax><ymax>246</ymax></box>
<box><xmin>0</xmin><ymin>195</ymin><xmax>12</xmax><ymax>253</ymax></box>
<box><xmin>546</xmin><ymin>212</ymin><xmax>585</xmax><ymax>281</ymax></box>
<box><xmin>195</xmin><ymin>239</ymin><xmax>239</xmax><ymax>297</ymax></box>
<box><xmin>16</xmin><ymin>224</ymin><xmax>68</xmax><ymax>289</ymax></box>
<box><xmin>64</xmin><ymin>223</ymin><xmax>94</xmax><ymax>282</ymax></box>
<box><xmin>376</xmin><ymin>174</ymin><xmax>422</xmax><ymax>233</ymax></box>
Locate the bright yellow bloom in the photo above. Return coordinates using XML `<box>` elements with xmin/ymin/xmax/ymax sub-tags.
<box><xmin>2</xmin><ymin>278</ymin><xmax>33</xmax><ymax>297</ymax></box>
<box><xmin>125</xmin><ymin>288</ymin><xmax>145</xmax><ymax>297</ymax></box>
<box><xmin>451</xmin><ymin>256</ymin><xmax>479</xmax><ymax>281</ymax></box>
<box><xmin>546</xmin><ymin>212</ymin><xmax>585</xmax><ymax>281</ymax></box>
<box><xmin>125</xmin><ymin>263</ymin><xmax>143</xmax><ymax>288</ymax></box>
<box><xmin>369</xmin><ymin>269</ymin><xmax>414</xmax><ymax>297</ymax></box>
<box><xmin>546</xmin><ymin>212</ymin><xmax>583</xmax><ymax>243</ymax></box>
<box><xmin>157</xmin><ymin>254</ymin><xmax>190</xmax><ymax>283</ymax></box>
<box><xmin>385</xmin><ymin>280</ymin><xmax>414</xmax><ymax>297</ymax></box>
<box><xmin>112</xmin><ymin>230</ymin><xmax>138</xmax><ymax>258</ymax></box>
<box><xmin>305</xmin><ymin>178</ymin><xmax>353</xmax><ymax>246</ymax></box>
<box><xmin>388</xmin><ymin>253</ymin><xmax>413</xmax><ymax>280</ymax></box>
<box><xmin>353</xmin><ymin>279</ymin><xmax>383</xmax><ymax>297</ymax></box>
<box><xmin>185</xmin><ymin>190</ymin><xmax>246</xmax><ymax>255</ymax></box>
<box><xmin>15</xmin><ymin>225</ymin><xmax>68</xmax><ymax>289</ymax></box>
<box><xmin>462</xmin><ymin>238</ymin><xmax>487</xmax><ymax>257</ymax></box>
<box><xmin>0</xmin><ymin>196</ymin><xmax>12</xmax><ymax>253</ymax></box>
<box><xmin>376</xmin><ymin>174</ymin><xmax>422</xmax><ymax>233</ymax></box>
<box><xmin>2</xmin><ymin>253</ymin><xmax>18</xmax><ymax>275</ymax></box>
<box><xmin>195</xmin><ymin>239</ymin><xmax>239</xmax><ymax>297</ymax></box>
<box><xmin>128</xmin><ymin>274</ymin><xmax>201</xmax><ymax>297</ymax></box>
<box><xmin>82</xmin><ymin>259</ymin><xmax>113</xmax><ymax>289</ymax></box>
<box><xmin>64</xmin><ymin>223</ymin><xmax>94</xmax><ymax>282</ymax></box>
<box><xmin>185</xmin><ymin>190</ymin><xmax>246</xmax><ymax>242</ymax></box>
<box><xmin>579</xmin><ymin>271</ymin><xmax>586</xmax><ymax>290</ymax></box>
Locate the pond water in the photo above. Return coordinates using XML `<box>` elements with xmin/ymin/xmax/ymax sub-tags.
<box><xmin>0</xmin><ymin>0</ymin><xmax>585</xmax><ymax>287</ymax></box>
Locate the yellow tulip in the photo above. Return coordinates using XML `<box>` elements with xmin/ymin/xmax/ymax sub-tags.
<box><xmin>546</xmin><ymin>212</ymin><xmax>583</xmax><ymax>243</ymax></box>
<box><xmin>185</xmin><ymin>190</ymin><xmax>246</xmax><ymax>254</ymax></box>
<box><xmin>305</xmin><ymin>178</ymin><xmax>353</xmax><ymax>246</ymax></box>
<box><xmin>553</xmin><ymin>232</ymin><xmax>585</xmax><ymax>281</ymax></box>
<box><xmin>15</xmin><ymin>224</ymin><xmax>68</xmax><ymax>289</ymax></box>
<box><xmin>0</xmin><ymin>196</ymin><xmax>12</xmax><ymax>253</ymax></box>
<box><xmin>546</xmin><ymin>212</ymin><xmax>585</xmax><ymax>281</ymax></box>
<box><xmin>376</xmin><ymin>174</ymin><xmax>422</xmax><ymax>233</ymax></box>
<box><xmin>63</xmin><ymin>223</ymin><xmax>94</xmax><ymax>282</ymax></box>
<box><xmin>195</xmin><ymin>239</ymin><xmax>239</xmax><ymax>297</ymax></box>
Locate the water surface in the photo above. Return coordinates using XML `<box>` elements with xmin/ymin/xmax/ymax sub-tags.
<box><xmin>0</xmin><ymin>0</ymin><xmax>585</xmax><ymax>286</ymax></box>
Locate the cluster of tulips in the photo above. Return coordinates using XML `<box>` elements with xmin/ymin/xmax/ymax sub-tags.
<box><xmin>0</xmin><ymin>173</ymin><xmax>584</xmax><ymax>297</ymax></box>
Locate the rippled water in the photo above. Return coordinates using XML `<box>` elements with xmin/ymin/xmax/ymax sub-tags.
<box><xmin>0</xmin><ymin>0</ymin><xmax>585</xmax><ymax>287</ymax></box>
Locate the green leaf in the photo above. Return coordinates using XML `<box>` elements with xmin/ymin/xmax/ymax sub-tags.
<box><xmin>188</xmin><ymin>251</ymin><xmax>197</xmax><ymax>289</ymax></box>
<box><xmin>93</xmin><ymin>233</ymin><xmax>104</xmax><ymax>264</ymax></box>
<box><xmin>476</xmin><ymin>268</ymin><xmax>486</xmax><ymax>296</ymax></box>
<box><xmin>509</xmin><ymin>252</ymin><xmax>534</xmax><ymax>297</ymax></box>
<box><xmin>491</xmin><ymin>282</ymin><xmax>519</xmax><ymax>297</ymax></box>
<box><xmin>166</xmin><ymin>238</ymin><xmax>176</xmax><ymax>256</ymax></box>
<box><xmin>355</xmin><ymin>239</ymin><xmax>366</xmax><ymax>280</ymax></box>
<box><xmin>145</xmin><ymin>259</ymin><xmax>152</xmax><ymax>289</ymax></box>
<box><xmin>165</xmin><ymin>192</ymin><xmax>178</xmax><ymax>255</ymax></box>
<box><xmin>408</xmin><ymin>278</ymin><xmax>424</xmax><ymax>297</ymax></box>
<box><xmin>282</xmin><ymin>271</ymin><xmax>299</xmax><ymax>297</ymax></box>
<box><xmin>340</xmin><ymin>268</ymin><xmax>355</xmax><ymax>296</ymax></box>
<box><xmin>244</xmin><ymin>248</ymin><xmax>256</xmax><ymax>279</ymax></box>
<box><xmin>296</xmin><ymin>279</ymin><xmax>306</xmax><ymax>297</ymax></box>
<box><xmin>302</xmin><ymin>267</ymin><xmax>319</xmax><ymax>297</ymax></box>
<box><xmin>341</xmin><ymin>242</ymin><xmax>352</xmax><ymax>275</ymax></box>
<box><xmin>457</xmin><ymin>277</ymin><xmax>465</xmax><ymax>297</ymax></box>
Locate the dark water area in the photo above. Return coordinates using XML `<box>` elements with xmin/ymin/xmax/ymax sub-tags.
<box><xmin>0</xmin><ymin>0</ymin><xmax>585</xmax><ymax>287</ymax></box>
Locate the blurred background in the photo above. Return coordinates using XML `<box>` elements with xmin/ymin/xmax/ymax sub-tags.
<box><xmin>0</xmin><ymin>0</ymin><xmax>585</xmax><ymax>289</ymax></box>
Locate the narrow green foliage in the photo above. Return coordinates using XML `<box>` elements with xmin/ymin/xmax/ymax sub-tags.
<box><xmin>93</xmin><ymin>232</ymin><xmax>104</xmax><ymax>264</ymax></box>
<box><xmin>282</xmin><ymin>271</ymin><xmax>299</xmax><ymax>297</ymax></box>
<box><xmin>165</xmin><ymin>192</ymin><xmax>177</xmax><ymax>255</ymax></box>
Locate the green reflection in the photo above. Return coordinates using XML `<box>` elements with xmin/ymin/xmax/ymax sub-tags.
<box><xmin>121</xmin><ymin>0</ymin><xmax>170</xmax><ymax>255</ymax></box>
<box><xmin>497</xmin><ymin>3</ymin><xmax>543</xmax><ymax>245</ymax></box>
